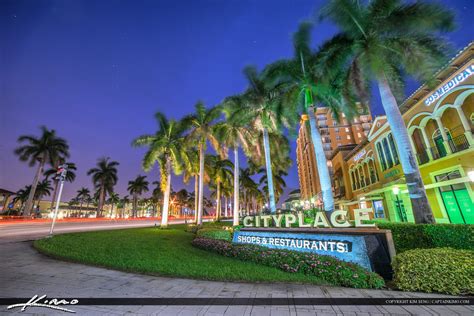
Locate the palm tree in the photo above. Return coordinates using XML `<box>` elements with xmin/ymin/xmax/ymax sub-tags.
<box><xmin>44</xmin><ymin>162</ymin><xmax>77</xmax><ymax>214</ymax></box>
<box><xmin>259</xmin><ymin>169</ymin><xmax>287</xmax><ymax>205</ymax></box>
<box><xmin>127</xmin><ymin>175</ymin><xmax>149</xmax><ymax>217</ymax></box>
<box><xmin>118</xmin><ymin>195</ymin><xmax>130</xmax><ymax>218</ymax></box>
<box><xmin>214</xmin><ymin>103</ymin><xmax>254</xmax><ymax>225</ymax></box>
<box><xmin>13</xmin><ymin>186</ymin><xmax>31</xmax><ymax>213</ymax></box>
<box><xmin>132</xmin><ymin>112</ymin><xmax>186</xmax><ymax>228</ymax></box>
<box><xmin>14</xmin><ymin>126</ymin><xmax>69</xmax><ymax>216</ymax></box>
<box><xmin>76</xmin><ymin>187</ymin><xmax>91</xmax><ymax>214</ymax></box>
<box><xmin>182</xmin><ymin>102</ymin><xmax>222</xmax><ymax>224</ymax></box>
<box><xmin>107</xmin><ymin>192</ymin><xmax>120</xmax><ymax>217</ymax></box>
<box><xmin>87</xmin><ymin>157</ymin><xmax>119</xmax><ymax>217</ymax></box>
<box><xmin>150</xmin><ymin>181</ymin><xmax>163</xmax><ymax>217</ymax></box>
<box><xmin>265</xmin><ymin>22</ymin><xmax>350</xmax><ymax>213</ymax></box>
<box><xmin>33</xmin><ymin>179</ymin><xmax>53</xmax><ymax>213</ymax></box>
<box><xmin>232</xmin><ymin>66</ymin><xmax>295</xmax><ymax>213</ymax></box>
<box><xmin>208</xmin><ymin>155</ymin><xmax>234</xmax><ymax>220</ymax></box>
<box><xmin>317</xmin><ymin>0</ymin><xmax>455</xmax><ymax>223</ymax></box>
<box><xmin>176</xmin><ymin>189</ymin><xmax>190</xmax><ymax>216</ymax></box>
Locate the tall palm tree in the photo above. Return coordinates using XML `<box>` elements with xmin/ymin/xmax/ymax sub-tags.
<box><xmin>87</xmin><ymin>157</ymin><xmax>119</xmax><ymax>217</ymax></box>
<box><xmin>214</xmin><ymin>103</ymin><xmax>254</xmax><ymax>225</ymax></box>
<box><xmin>76</xmin><ymin>187</ymin><xmax>91</xmax><ymax>213</ymax></box>
<box><xmin>265</xmin><ymin>22</ymin><xmax>350</xmax><ymax>213</ymax></box>
<box><xmin>44</xmin><ymin>162</ymin><xmax>77</xmax><ymax>214</ymax></box>
<box><xmin>107</xmin><ymin>192</ymin><xmax>120</xmax><ymax>217</ymax></box>
<box><xmin>317</xmin><ymin>0</ymin><xmax>455</xmax><ymax>223</ymax></box>
<box><xmin>233</xmin><ymin>66</ymin><xmax>295</xmax><ymax>213</ymax></box>
<box><xmin>14</xmin><ymin>126</ymin><xmax>69</xmax><ymax>216</ymax></box>
<box><xmin>150</xmin><ymin>181</ymin><xmax>163</xmax><ymax>217</ymax></box>
<box><xmin>182</xmin><ymin>102</ymin><xmax>222</xmax><ymax>225</ymax></box>
<box><xmin>132</xmin><ymin>112</ymin><xmax>186</xmax><ymax>228</ymax></box>
<box><xmin>127</xmin><ymin>175</ymin><xmax>149</xmax><ymax>217</ymax></box>
<box><xmin>208</xmin><ymin>155</ymin><xmax>234</xmax><ymax>220</ymax></box>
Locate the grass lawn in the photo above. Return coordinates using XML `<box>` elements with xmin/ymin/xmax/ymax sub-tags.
<box><xmin>34</xmin><ymin>225</ymin><xmax>329</xmax><ymax>285</ymax></box>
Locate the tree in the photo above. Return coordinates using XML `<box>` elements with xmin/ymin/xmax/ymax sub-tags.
<box><xmin>76</xmin><ymin>187</ymin><xmax>91</xmax><ymax>214</ymax></box>
<box><xmin>107</xmin><ymin>192</ymin><xmax>120</xmax><ymax>217</ymax></box>
<box><xmin>317</xmin><ymin>0</ymin><xmax>455</xmax><ymax>223</ymax></box>
<box><xmin>127</xmin><ymin>175</ymin><xmax>149</xmax><ymax>217</ymax></box>
<box><xmin>132</xmin><ymin>112</ymin><xmax>186</xmax><ymax>228</ymax></box>
<box><xmin>214</xmin><ymin>103</ymin><xmax>254</xmax><ymax>225</ymax></box>
<box><xmin>14</xmin><ymin>126</ymin><xmax>69</xmax><ymax>216</ymax></box>
<box><xmin>208</xmin><ymin>155</ymin><xmax>234</xmax><ymax>220</ymax></box>
<box><xmin>182</xmin><ymin>102</ymin><xmax>222</xmax><ymax>224</ymax></box>
<box><xmin>259</xmin><ymin>169</ymin><xmax>287</xmax><ymax>205</ymax></box>
<box><xmin>265</xmin><ymin>21</ymin><xmax>350</xmax><ymax>213</ymax></box>
<box><xmin>33</xmin><ymin>179</ymin><xmax>53</xmax><ymax>212</ymax></box>
<box><xmin>176</xmin><ymin>189</ymin><xmax>190</xmax><ymax>215</ymax></box>
<box><xmin>232</xmin><ymin>66</ymin><xmax>295</xmax><ymax>213</ymax></box>
<box><xmin>118</xmin><ymin>195</ymin><xmax>130</xmax><ymax>218</ymax></box>
<box><xmin>87</xmin><ymin>157</ymin><xmax>119</xmax><ymax>217</ymax></box>
<box><xmin>44</xmin><ymin>162</ymin><xmax>77</xmax><ymax>214</ymax></box>
<box><xmin>13</xmin><ymin>186</ymin><xmax>31</xmax><ymax>213</ymax></box>
<box><xmin>150</xmin><ymin>181</ymin><xmax>163</xmax><ymax>217</ymax></box>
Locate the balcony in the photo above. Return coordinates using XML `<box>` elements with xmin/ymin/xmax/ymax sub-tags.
<box><xmin>448</xmin><ymin>134</ymin><xmax>470</xmax><ymax>153</ymax></box>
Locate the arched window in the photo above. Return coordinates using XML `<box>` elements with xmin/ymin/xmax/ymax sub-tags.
<box><xmin>376</xmin><ymin>142</ymin><xmax>387</xmax><ymax>170</ymax></box>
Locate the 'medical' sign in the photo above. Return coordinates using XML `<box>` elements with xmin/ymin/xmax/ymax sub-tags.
<box><xmin>424</xmin><ymin>64</ymin><xmax>474</xmax><ymax>106</ymax></box>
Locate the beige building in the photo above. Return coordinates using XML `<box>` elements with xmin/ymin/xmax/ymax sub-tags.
<box><xmin>296</xmin><ymin>107</ymin><xmax>373</xmax><ymax>200</ymax></box>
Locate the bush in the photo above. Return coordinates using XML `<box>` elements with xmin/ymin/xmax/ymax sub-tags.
<box><xmin>185</xmin><ymin>224</ymin><xmax>200</xmax><ymax>234</ymax></box>
<box><xmin>196</xmin><ymin>228</ymin><xmax>232</xmax><ymax>241</ymax></box>
<box><xmin>372</xmin><ymin>222</ymin><xmax>473</xmax><ymax>253</ymax></box>
<box><xmin>393</xmin><ymin>248</ymin><xmax>474</xmax><ymax>295</ymax></box>
<box><xmin>192</xmin><ymin>237</ymin><xmax>385</xmax><ymax>289</ymax></box>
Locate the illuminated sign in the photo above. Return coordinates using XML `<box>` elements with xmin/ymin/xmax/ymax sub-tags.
<box><xmin>353</xmin><ymin>149</ymin><xmax>366</xmax><ymax>162</ymax></box>
<box><xmin>241</xmin><ymin>209</ymin><xmax>375</xmax><ymax>228</ymax></box>
<box><xmin>425</xmin><ymin>64</ymin><xmax>474</xmax><ymax>106</ymax></box>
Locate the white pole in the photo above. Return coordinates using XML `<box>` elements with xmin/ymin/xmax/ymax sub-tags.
<box><xmin>49</xmin><ymin>168</ymin><xmax>66</xmax><ymax>236</ymax></box>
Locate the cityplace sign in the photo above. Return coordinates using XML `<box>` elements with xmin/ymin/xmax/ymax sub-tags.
<box><xmin>424</xmin><ymin>63</ymin><xmax>474</xmax><ymax>106</ymax></box>
<box><xmin>241</xmin><ymin>209</ymin><xmax>376</xmax><ymax>228</ymax></box>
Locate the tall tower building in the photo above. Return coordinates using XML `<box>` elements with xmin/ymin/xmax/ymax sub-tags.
<box><xmin>296</xmin><ymin>106</ymin><xmax>373</xmax><ymax>200</ymax></box>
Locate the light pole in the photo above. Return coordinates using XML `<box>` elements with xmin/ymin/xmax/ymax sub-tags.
<box><xmin>49</xmin><ymin>164</ymin><xmax>68</xmax><ymax>236</ymax></box>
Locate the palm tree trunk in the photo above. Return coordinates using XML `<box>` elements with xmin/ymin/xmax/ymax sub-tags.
<box><xmin>307</xmin><ymin>106</ymin><xmax>335</xmax><ymax>213</ymax></box>
<box><xmin>49</xmin><ymin>179</ymin><xmax>59</xmax><ymax>213</ymax></box>
<box><xmin>97</xmin><ymin>187</ymin><xmax>105</xmax><ymax>217</ymax></box>
<box><xmin>133</xmin><ymin>194</ymin><xmax>138</xmax><ymax>217</ymax></box>
<box><xmin>262</xmin><ymin>129</ymin><xmax>277</xmax><ymax>213</ymax></box>
<box><xmin>224</xmin><ymin>195</ymin><xmax>228</xmax><ymax>217</ymax></box>
<box><xmin>377</xmin><ymin>74</ymin><xmax>434</xmax><ymax>223</ymax></box>
<box><xmin>197</xmin><ymin>142</ymin><xmax>205</xmax><ymax>225</ymax></box>
<box><xmin>162</xmin><ymin>157</ymin><xmax>172</xmax><ymax>227</ymax></box>
<box><xmin>194</xmin><ymin>175</ymin><xmax>199</xmax><ymax>223</ymax></box>
<box><xmin>215</xmin><ymin>182</ymin><xmax>221</xmax><ymax>221</ymax></box>
<box><xmin>233</xmin><ymin>146</ymin><xmax>240</xmax><ymax>225</ymax></box>
<box><xmin>24</xmin><ymin>159</ymin><xmax>45</xmax><ymax>216</ymax></box>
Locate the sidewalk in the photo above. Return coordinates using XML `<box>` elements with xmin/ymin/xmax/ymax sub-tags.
<box><xmin>0</xmin><ymin>240</ymin><xmax>472</xmax><ymax>315</ymax></box>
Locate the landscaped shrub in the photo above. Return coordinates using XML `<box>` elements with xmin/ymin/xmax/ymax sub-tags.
<box><xmin>372</xmin><ymin>222</ymin><xmax>473</xmax><ymax>253</ymax></box>
<box><xmin>196</xmin><ymin>228</ymin><xmax>232</xmax><ymax>241</ymax></box>
<box><xmin>393</xmin><ymin>248</ymin><xmax>474</xmax><ymax>295</ymax></box>
<box><xmin>192</xmin><ymin>237</ymin><xmax>385</xmax><ymax>289</ymax></box>
<box><xmin>185</xmin><ymin>224</ymin><xmax>200</xmax><ymax>234</ymax></box>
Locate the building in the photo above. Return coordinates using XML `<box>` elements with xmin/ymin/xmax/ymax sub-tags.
<box><xmin>298</xmin><ymin>42</ymin><xmax>474</xmax><ymax>224</ymax></box>
<box><xmin>296</xmin><ymin>106</ymin><xmax>373</xmax><ymax>200</ymax></box>
<box><xmin>0</xmin><ymin>188</ymin><xmax>15</xmax><ymax>213</ymax></box>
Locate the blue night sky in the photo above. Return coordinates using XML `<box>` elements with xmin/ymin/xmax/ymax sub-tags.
<box><xmin>1</xmin><ymin>0</ymin><xmax>472</xmax><ymax>202</ymax></box>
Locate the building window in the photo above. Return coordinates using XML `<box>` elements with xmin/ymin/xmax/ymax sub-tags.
<box><xmin>334</xmin><ymin>128</ymin><xmax>339</xmax><ymax>133</ymax></box>
<box><xmin>345</xmin><ymin>128</ymin><xmax>349</xmax><ymax>132</ymax></box>
<box><xmin>376</xmin><ymin>133</ymin><xmax>400</xmax><ymax>171</ymax></box>
<box><xmin>336</xmin><ymin>135</ymin><xmax>341</xmax><ymax>140</ymax></box>
<box><xmin>333</xmin><ymin>121</ymin><xmax>337</xmax><ymax>126</ymax></box>
<box><xmin>347</xmin><ymin>135</ymin><xmax>351</xmax><ymax>140</ymax></box>
<box><xmin>376</xmin><ymin>142</ymin><xmax>387</xmax><ymax>170</ymax></box>
<box><xmin>357</xmin><ymin>133</ymin><xmax>362</xmax><ymax>138</ymax></box>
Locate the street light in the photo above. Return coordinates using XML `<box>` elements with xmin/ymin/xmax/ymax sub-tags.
<box><xmin>49</xmin><ymin>164</ymin><xmax>68</xmax><ymax>236</ymax></box>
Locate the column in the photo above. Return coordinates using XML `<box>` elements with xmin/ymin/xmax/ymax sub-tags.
<box><xmin>435</xmin><ymin>117</ymin><xmax>453</xmax><ymax>154</ymax></box>
<box><xmin>456</xmin><ymin>106</ymin><xmax>474</xmax><ymax>146</ymax></box>
<box><xmin>420</xmin><ymin>128</ymin><xmax>434</xmax><ymax>160</ymax></box>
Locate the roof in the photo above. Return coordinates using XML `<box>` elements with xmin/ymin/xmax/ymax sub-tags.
<box><xmin>0</xmin><ymin>188</ymin><xmax>15</xmax><ymax>195</ymax></box>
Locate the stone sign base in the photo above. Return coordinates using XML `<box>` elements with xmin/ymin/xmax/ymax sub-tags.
<box><xmin>233</xmin><ymin>227</ymin><xmax>396</xmax><ymax>279</ymax></box>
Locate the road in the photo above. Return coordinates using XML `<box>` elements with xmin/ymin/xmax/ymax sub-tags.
<box><xmin>0</xmin><ymin>218</ymin><xmax>189</xmax><ymax>243</ymax></box>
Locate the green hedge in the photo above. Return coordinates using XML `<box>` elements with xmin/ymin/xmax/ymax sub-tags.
<box><xmin>196</xmin><ymin>228</ymin><xmax>232</xmax><ymax>241</ymax></box>
<box><xmin>192</xmin><ymin>237</ymin><xmax>385</xmax><ymax>289</ymax></box>
<box><xmin>393</xmin><ymin>248</ymin><xmax>474</xmax><ymax>295</ymax></box>
<box><xmin>372</xmin><ymin>222</ymin><xmax>473</xmax><ymax>253</ymax></box>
